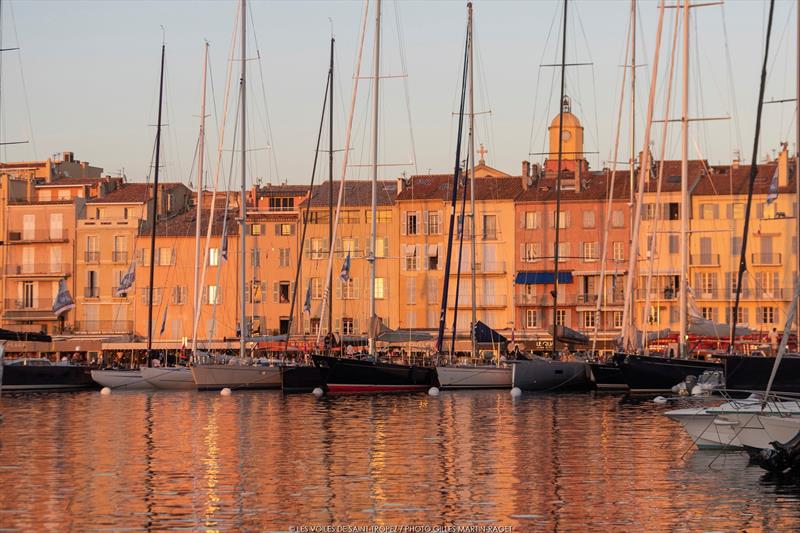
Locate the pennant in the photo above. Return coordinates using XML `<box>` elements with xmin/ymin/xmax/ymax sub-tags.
<box><xmin>159</xmin><ymin>304</ymin><xmax>169</xmax><ymax>336</ymax></box>
<box><xmin>339</xmin><ymin>250</ymin><xmax>351</xmax><ymax>282</ymax></box>
<box><xmin>766</xmin><ymin>165</ymin><xmax>779</xmax><ymax>205</ymax></box>
<box><xmin>52</xmin><ymin>278</ymin><xmax>75</xmax><ymax>316</ymax></box>
<box><xmin>114</xmin><ymin>261</ymin><xmax>136</xmax><ymax>297</ymax></box>
<box><xmin>221</xmin><ymin>234</ymin><xmax>229</xmax><ymax>261</ymax></box>
<box><xmin>303</xmin><ymin>281</ymin><xmax>312</xmax><ymax>314</ymax></box>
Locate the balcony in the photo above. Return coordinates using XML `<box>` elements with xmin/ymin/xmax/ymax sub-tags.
<box><xmin>691</xmin><ymin>254</ymin><xmax>720</xmax><ymax>266</ymax></box>
<box><xmin>448</xmin><ymin>294</ymin><xmax>507</xmax><ymax>308</ymax></box>
<box><xmin>4</xmin><ymin>298</ymin><xmax>54</xmax><ymax>311</ymax></box>
<box><xmin>449</xmin><ymin>261</ymin><xmax>507</xmax><ymax>274</ymax></box>
<box><xmin>112</xmin><ymin>251</ymin><xmax>129</xmax><ymax>264</ymax></box>
<box><xmin>84</xmin><ymin>287</ymin><xmax>100</xmax><ymax>299</ymax></box>
<box><xmin>85</xmin><ymin>251</ymin><xmax>100</xmax><ymax>263</ymax></box>
<box><xmin>5</xmin><ymin>263</ymin><xmax>72</xmax><ymax>277</ymax></box>
<box><xmin>635</xmin><ymin>288</ymin><xmax>678</xmax><ymax>300</ymax></box>
<box><xmin>7</xmin><ymin>229</ymin><xmax>68</xmax><ymax>243</ymax></box>
<box><xmin>751</xmin><ymin>253</ymin><xmax>782</xmax><ymax>266</ymax></box>
<box><xmin>74</xmin><ymin>320</ymin><xmax>133</xmax><ymax>334</ymax></box>
<box><xmin>577</xmin><ymin>294</ymin><xmax>598</xmax><ymax>304</ymax></box>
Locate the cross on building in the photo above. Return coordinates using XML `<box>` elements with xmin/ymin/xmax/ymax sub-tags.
<box><xmin>478</xmin><ymin>143</ymin><xmax>488</xmax><ymax>164</ymax></box>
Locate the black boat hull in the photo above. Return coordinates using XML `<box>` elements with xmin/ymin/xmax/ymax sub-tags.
<box><xmin>312</xmin><ymin>355</ymin><xmax>436</xmax><ymax>393</ymax></box>
<box><xmin>615</xmin><ymin>353</ymin><xmax>722</xmax><ymax>392</ymax></box>
<box><xmin>2</xmin><ymin>364</ymin><xmax>97</xmax><ymax>392</ymax></box>
<box><xmin>589</xmin><ymin>362</ymin><xmax>628</xmax><ymax>390</ymax></box>
<box><xmin>724</xmin><ymin>355</ymin><xmax>800</xmax><ymax>395</ymax></box>
<box><xmin>281</xmin><ymin>366</ymin><xmax>323</xmax><ymax>393</ymax></box>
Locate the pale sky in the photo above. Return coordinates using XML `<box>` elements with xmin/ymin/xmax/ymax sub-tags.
<box><xmin>2</xmin><ymin>0</ymin><xmax>797</xmax><ymax>188</ymax></box>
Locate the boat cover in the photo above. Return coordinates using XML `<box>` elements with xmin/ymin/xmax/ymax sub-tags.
<box><xmin>0</xmin><ymin>328</ymin><xmax>51</xmax><ymax>343</ymax></box>
<box><xmin>474</xmin><ymin>321</ymin><xmax>507</xmax><ymax>344</ymax></box>
<box><xmin>547</xmin><ymin>324</ymin><xmax>589</xmax><ymax>345</ymax></box>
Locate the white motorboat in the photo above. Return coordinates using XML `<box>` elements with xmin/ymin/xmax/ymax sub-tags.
<box><xmin>91</xmin><ymin>369</ymin><xmax>153</xmax><ymax>390</ymax></box>
<box><xmin>191</xmin><ymin>363</ymin><xmax>281</xmax><ymax>391</ymax></box>
<box><xmin>756</xmin><ymin>415</ymin><xmax>800</xmax><ymax>448</ymax></box>
<box><xmin>435</xmin><ymin>365</ymin><xmax>511</xmax><ymax>389</ymax></box>
<box><xmin>140</xmin><ymin>366</ymin><xmax>195</xmax><ymax>390</ymax></box>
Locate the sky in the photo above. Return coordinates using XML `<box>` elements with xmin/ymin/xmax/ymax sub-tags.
<box><xmin>1</xmin><ymin>0</ymin><xmax>798</xmax><ymax>188</ymax></box>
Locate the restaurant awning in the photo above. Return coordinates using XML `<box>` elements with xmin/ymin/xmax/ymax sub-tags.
<box><xmin>515</xmin><ymin>271</ymin><xmax>573</xmax><ymax>284</ymax></box>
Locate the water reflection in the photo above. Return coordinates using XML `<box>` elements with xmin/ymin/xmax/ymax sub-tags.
<box><xmin>1</xmin><ymin>391</ymin><xmax>799</xmax><ymax>531</ymax></box>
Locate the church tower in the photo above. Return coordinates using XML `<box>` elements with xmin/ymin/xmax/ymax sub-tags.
<box><xmin>544</xmin><ymin>96</ymin><xmax>588</xmax><ymax>177</ymax></box>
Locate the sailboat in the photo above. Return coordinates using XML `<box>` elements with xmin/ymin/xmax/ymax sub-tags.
<box><xmin>91</xmin><ymin>42</ymin><xmax>169</xmax><ymax>391</ymax></box>
<box><xmin>190</xmin><ymin>0</ymin><xmax>282</xmax><ymax>391</ymax></box>
<box><xmin>511</xmin><ymin>0</ymin><xmax>590</xmax><ymax>392</ymax></box>
<box><xmin>433</xmin><ymin>3</ymin><xmax>511</xmax><ymax>391</ymax></box>
<box><xmin>312</xmin><ymin>0</ymin><xmax>436</xmax><ymax>393</ymax></box>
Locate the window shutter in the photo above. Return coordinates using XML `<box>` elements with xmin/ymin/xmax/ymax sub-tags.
<box><xmin>290</xmin><ymin>224</ymin><xmax>296</xmax><ymax>236</ymax></box>
<box><xmin>565</xmin><ymin>211</ymin><xmax>571</xmax><ymax>228</ymax></box>
<box><xmin>725</xmin><ymin>272</ymin><xmax>731</xmax><ymax>292</ymax></box>
<box><xmin>725</xmin><ymin>306</ymin><xmax>730</xmax><ymax>324</ymax></box>
<box><xmin>273</xmin><ymin>282</ymin><xmax>279</xmax><ymax>303</ymax></box>
<box><xmin>520</xmin><ymin>243</ymin><xmax>526</xmax><ymax>262</ymax></box>
<box><xmin>335</xmin><ymin>279</ymin><xmax>342</xmax><ymax>299</ymax></box>
<box><xmin>711</xmin><ymin>273</ymin><xmax>718</xmax><ymax>290</ymax></box>
<box><xmin>154</xmin><ymin>248</ymin><xmax>160</xmax><ymax>265</ymax></box>
<box><xmin>334</xmin><ymin>318</ymin><xmax>341</xmax><ymax>333</ymax></box>
<box><xmin>354</xmin><ymin>278</ymin><xmax>360</xmax><ymax>299</ymax></box>
<box><xmin>520</xmin><ymin>212</ymin><xmax>525</xmax><ymax>229</ymax></box>
<box><xmin>742</xmin><ymin>308</ymin><xmax>749</xmax><ymax>324</ymax></box>
<box><xmin>401</xmin><ymin>211</ymin><xmax>407</xmax><ymax>235</ymax></box>
<box><xmin>275</xmin><ymin>224</ymin><xmax>281</xmax><ymax>235</ymax></box>
<box><xmin>416</xmin><ymin>244</ymin><xmax>423</xmax><ymax>271</ymax></box>
<box><xmin>756</xmin><ymin>203</ymin><xmax>764</xmax><ymax>219</ymax></box>
<box><xmin>713</xmin><ymin>204</ymin><xmax>720</xmax><ymax>219</ymax></box>
<box><xmin>422</xmin><ymin>210</ymin><xmax>429</xmax><ymax>234</ymax></box>
<box><xmin>694</xmin><ymin>273</ymin><xmax>701</xmax><ymax>292</ymax></box>
<box><xmin>437</xmin><ymin>244</ymin><xmax>443</xmax><ymax>269</ymax></box>
<box><xmin>354</xmin><ymin>318</ymin><xmax>360</xmax><ymax>334</ymax></box>
<box><xmin>699</xmin><ymin>205</ymin><xmax>705</xmax><ymax>220</ymax></box>
<box><xmin>726</xmin><ymin>204</ymin><xmax>733</xmax><ymax>219</ymax></box>
<box><xmin>382</xmin><ymin>238</ymin><xmax>389</xmax><ymax>258</ymax></box>
<box><xmin>354</xmin><ymin>238</ymin><xmax>360</xmax><ymax>257</ymax></box>
<box><xmin>245</xmin><ymin>283</ymin><xmax>251</xmax><ymax>303</ymax></box>
<box><xmin>304</xmin><ymin>240</ymin><xmax>311</xmax><ymax>258</ymax></box>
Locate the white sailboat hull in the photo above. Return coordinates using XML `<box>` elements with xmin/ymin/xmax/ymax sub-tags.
<box><xmin>757</xmin><ymin>415</ymin><xmax>800</xmax><ymax>447</ymax></box>
<box><xmin>91</xmin><ymin>369</ymin><xmax>153</xmax><ymax>390</ymax></box>
<box><xmin>190</xmin><ymin>364</ymin><xmax>281</xmax><ymax>390</ymax></box>
<box><xmin>435</xmin><ymin>365</ymin><xmax>511</xmax><ymax>389</ymax></box>
<box><xmin>141</xmin><ymin>367</ymin><xmax>195</xmax><ymax>390</ymax></box>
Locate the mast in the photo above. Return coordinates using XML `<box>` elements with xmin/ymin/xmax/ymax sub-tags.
<box><xmin>629</xmin><ymin>0</ymin><xmax>636</xmax><ymax>208</ymax></box>
<box><xmin>146</xmin><ymin>43</ymin><xmax>166</xmax><ymax>365</ymax></box>
<box><xmin>192</xmin><ymin>41</ymin><xmax>209</xmax><ymax>361</ymax></box>
<box><xmin>679</xmin><ymin>0</ymin><xmax>689</xmax><ymax>358</ymax></box>
<box><xmin>551</xmin><ymin>0</ymin><xmax>568</xmax><ymax>354</ymax></box>
<box><xmin>796</xmin><ymin>0</ymin><xmax>799</xmax><ymax>344</ymax></box>
<box><xmin>467</xmin><ymin>2</ymin><xmax>477</xmax><ymax>359</ymax></box>
<box><xmin>368</xmin><ymin>0</ymin><xmax>381</xmax><ymax>357</ymax></box>
<box><xmin>239</xmin><ymin>0</ymin><xmax>247</xmax><ymax>359</ymax></box>
<box><xmin>328</xmin><ymin>34</ymin><xmax>334</xmax><ymax>340</ymax></box>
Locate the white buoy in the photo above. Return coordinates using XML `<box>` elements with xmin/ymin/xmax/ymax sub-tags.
<box><xmin>312</xmin><ymin>387</ymin><xmax>324</xmax><ymax>398</ymax></box>
<box><xmin>428</xmin><ymin>386</ymin><xmax>440</xmax><ymax>396</ymax></box>
<box><xmin>510</xmin><ymin>387</ymin><xmax>522</xmax><ymax>398</ymax></box>
<box><xmin>100</xmin><ymin>387</ymin><xmax>112</xmax><ymax>395</ymax></box>
<box><xmin>653</xmin><ymin>396</ymin><xmax>668</xmax><ymax>404</ymax></box>
<box><xmin>220</xmin><ymin>387</ymin><xmax>232</xmax><ymax>396</ymax></box>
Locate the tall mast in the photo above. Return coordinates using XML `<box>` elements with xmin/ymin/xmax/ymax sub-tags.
<box><xmin>796</xmin><ymin>0</ymin><xmax>799</xmax><ymax>343</ymax></box>
<box><xmin>629</xmin><ymin>0</ymin><xmax>636</xmax><ymax>208</ymax></box>
<box><xmin>467</xmin><ymin>2</ymin><xmax>477</xmax><ymax>359</ymax></box>
<box><xmin>328</xmin><ymin>35</ymin><xmax>334</xmax><ymax>340</ymax></box>
<box><xmin>679</xmin><ymin>0</ymin><xmax>689</xmax><ymax>358</ymax></box>
<box><xmin>368</xmin><ymin>0</ymin><xmax>381</xmax><ymax>357</ymax></box>
<box><xmin>239</xmin><ymin>0</ymin><xmax>247</xmax><ymax>359</ymax></box>
<box><xmin>146</xmin><ymin>43</ymin><xmax>166</xmax><ymax>364</ymax></box>
<box><xmin>552</xmin><ymin>0</ymin><xmax>568</xmax><ymax>354</ymax></box>
<box><xmin>192</xmin><ymin>41</ymin><xmax>209</xmax><ymax>361</ymax></box>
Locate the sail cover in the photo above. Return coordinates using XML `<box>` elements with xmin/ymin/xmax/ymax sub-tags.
<box><xmin>474</xmin><ymin>321</ymin><xmax>507</xmax><ymax>344</ymax></box>
<box><xmin>548</xmin><ymin>324</ymin><xmax>589</xmax><ymax>345</ymax></box>
<box><xmin>376</xmin><ymin>322</ymin><xmax>433</xmax><ymax>343</ymax></box>
<box><xmin>688</xmin><ymin>316</ymin><xmax>755</xmax><ymax>337</ymax></box>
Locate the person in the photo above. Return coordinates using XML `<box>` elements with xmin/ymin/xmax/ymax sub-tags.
<box><xmin>346</xmin><ymin>344</ymin><xmax>355</xmax><ymax>358</ymax></box>
<box><xmin>769</xmin><ymin>327</ymin><xmax>779</xmax><ymax>356</ymax></box>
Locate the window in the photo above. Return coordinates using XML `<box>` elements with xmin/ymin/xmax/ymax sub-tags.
<box><xmin>86</xmin><ymin>270</ymin><xmax>99</xmax><ymax>298</ymax></box>
<box><xmin>669</xmin><ymin>235</ymin><xmax>679</xmax><ymax>254</ymax></box>
<box><xmin>374</xmin><ymin>277</ymin><xmax>385</xmax><ymax>299</ymax></box>
<box><xmin>760</xmin><ymin>306</ymin><xmax>777</xmax><ymax>324</ymax></box>
<box><xmin>727</xmin><ymin>306</ymin><xmax>746</xmax><ymax>324</ymax></box>
<box><xmin>209</xmin><ymin>248</ymin><xmax>220</xmax><ymax>266</ymax></box>
<box><xmin>340</xmin><ymin>211</ymin><xmax>360</xmax><ymax>224</ymax></box>
<box><xmin>483</xmin><ymin>214</ymin><xmax>497</xmax><ymax>240</ymax></box>
<box><xmin>555</xmin><ymin>309</ymin><xmax>567</xmax><ymax>326</ymax></box>
<box><xmin>701</xmin><ymin>307</ymin><xmax>716</xmax><ymax>321</ymax></box>
<box><xmin>269</xmin><ymin>197</ymin><xmax>295</xmax><ymax>211</ymax></box>
<box><xmin>525</xmin><ymin>211</ymin><xmax>541</xmax><ymax>229</ymax></box>
<box><xmin>583</xmin><ymin>242</ymin><xmax>599</xmax><ymax>261</ymax></box>
<box><xmin>582</xmin><ymin>311</ymin><xmax>595</xmax><ymax>329</ymax></box>
<box><xmin>276</xmin><ymin>223</ymin><xmax>294</xmax><ymax>236</ymax></box>
<box><xmin>340</xmin><ymin>237</ymin><xmax>358</xmax><ymax>257</ymax></box>
<box><xmin>342</xmin><ymin>318</ymin><xmax>355</xmax><ymax>335</ymax></box>
<box><xmin>668</xmin><ymin>203</ymin><xmax>680</xmax><ymax>220</ymax></box>
<box><xmin>141</xmin><ymin>287</ymin><xmax>163</xmax><ymax>305</ymax></box>
<box><xmin>699</xmin><ymin>203</ymin><xmax>719</xmax><ymax>220</ymax></box>
<box><xmin>96</xmin><ymin>207</ymin><xmax>105</xmax><ymax>220</ymax></box>
<box><xmin>404</xmin><ymin>245</ymin><xmax>418</xmax><ymax>271</ymax></box>
<box><xmin>648</xmin><ymin>306</ymin><xmax>661</xmax><ymax>325</ymax></box>
<box><xmin>611</xmin><ymin>210</ymin><xmax>624</xmax><ymax>228</ymax></box>
<box><xmin>554</xmin><ymin>242</ymin><xmax>570</xmax><ymax>262</ymax></box>
<box><xmin>428</xmin><ymin>212</ymin><xmax>441</xmax><ymax>235</ymax></box>
<box><xmin>730</xmin><ymin>203</ymin><xmax>745</xmax><ymax>220</ymax></box>
<box><xmin>731</xmin><ymin>237</ymin><xmax>742</xmax><ymax>256</ymax></box>
<box><xmin>251</xmin><ymin>224</ymin><xmax>262</xmax><ymax>236</ymax></box>
<box><xmin>57</xmin><ymin>190</ymin><xmax>71</xmax><ymax>201</ymax></box>
<box><xmin>699</xmin><ymin>272</ymin><xmax>717</xmax><ymax>294</ymax></box>
<box><xmin>207</xmin><ymin>285</ymin><xmax>220</xmax><ymax>304</ymax></box>
<box><xmin>406</xmin><ymin>277</ymin><xmax>416</xmax><ymax>305</ymax></box>
<box><xmin>172</xmin><ymin>286</ymin><xmax>187</xmax><ymax>305</ymax></box>
<box><xmin>551</xmin><ymin>211</ymin><xmax>569</xmax><ymax>229</ymax></box>
<box><xmin>526</xmin><ymin>309</ymin><xmax>538</xmax><ymax>328</ymax></box>
<box><xmin>279</xmin><ymin>248</ymin><xmax>290</xmax><ymax>267</ymax></box>
<box><xmin>311</xmin><ymin>277</ymin><xmax>322</xmax><ymax>299</ymax></box>
<box><xmin>756</xmin><ymin>271</ymin><xmax>779</xmax><ymax>297</ymax></box>
<box><xmin>613</xmin><ymin>311</ymin><xmax>623</xmax><ymax>329</ymax></box>
<box><xmin>427</xmin><ymin>246</ymin><xmax>439</xmax><ymax>270</ymax></box>
<box><xmin>373</xmin><ymin>236</ymin><xmax>389</xmax><ymax>258</ymax></box>
<box><xmin>427</xmin><ymin>277</ymin><xmax>439</xmax><ymax>304</ymax></box>
<box><xmin>613</xmin><ymin>241</ymin><xmax>624</xmax><ymax>261</ymax></box>
<box><xmin>642</xmin><ymin>203</ymin><xmax>658</xmax><ymax>221</ymax></box>
<box><xmin>310</xmin><ymin>238</ymin><xmax>325</xmax><ymax>259</ymax></box>
<box><xmin>251</xmin><ymin>248</ymin><xmax>261</xmax><ymax>267</ymax></box>
<box><xmin>123</xmin><ymin>207</ymin><xmax>129</xmax><ymax>220</ymax></box>
<box><xmin>249</xmin><ymin>281</ymin><xmax>263</xmax><ymax>303</ymax></box>
<box><xmin>308</xmin><ymin>212</ymin><xmax>329</xmax><ymax>224</ymax></box>
<box><xmin>523</xmin><ymin>242</ymin><xmax>541</xmax><ymax>262</ymax></box>
<box><xmin>406</xmin><ymin>212</ymin><xmax>418</xmax><ymax>235</ymax></box>
<box><xmin>339</xmin><ymin>278</ymin><xmax>358</xmax><ymax>300</ymax></box>
<box><xmin>274</xmin><ymin>281</ymin><xmax>291</xmax><ymax>303</ymax></box>
<box><xmin>157</xmin><ymin>247</ymin><xmax>174</xmax><ymax>266</ymax></box>
<box><xmin>582</xmin><ymin>210</ymin><xmax>596</xmax><ymax>228</ymax></box>
<box><xmin>367</xmin><ymin>210</ymin><xmax>392</xmax><ymax>224</ymax></box>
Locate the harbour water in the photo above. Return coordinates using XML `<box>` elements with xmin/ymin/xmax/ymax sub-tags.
<box><xmin>1</xmin><ymin>391</ymin><xmax>799</xmax><ymax>531</ymax></box>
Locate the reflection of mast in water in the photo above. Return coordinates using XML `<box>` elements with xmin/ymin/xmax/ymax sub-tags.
<box><xmin>143</xmin><ymin>394</ymin><xmax>154</xmax><ymax>531</ymax></box>
<box><xmin>202</xmin><ymin>402</ymin><xmax>221</xmax><ymax>527</ymax></box>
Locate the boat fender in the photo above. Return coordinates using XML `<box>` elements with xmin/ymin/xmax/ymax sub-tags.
<box><xmin>220</xmin><ymin>388</ymin><xmax>232</xmax><ymax>396</ymax></box>
<box><xmin>428</xmin><ymin>387</ymin><xmax>440</xmax><ymax>396</ymax></box>
<box><xmin>510</xmin><ymin>387</ymin><xmax>522</xmax><ymax>398</ymax></box>
<box><xmin>653</xmin><ymin>396</ymin><xmax>668</xmax><ymax>404</ymax></box>
<box><xmin>100</xmin><ymin>387</ymin><xmax>112</xmax><ymax>396</ymax></box>
<box><xmin>312</xmin><ymin>387</ymin><xmax>324</xmax><ymax>398</ymax></box>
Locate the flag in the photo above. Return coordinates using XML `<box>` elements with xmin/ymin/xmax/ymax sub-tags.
<box><xmin>767</xmin><ymin>165</ymin><xmax>779</xmax><ymax>204</ymax></box>
<box><xmin>303</xmin><ymin>281</ymin><xmax>312</xmax><ymax>314</ymax></box>
<box><xmin>686</xmin><ymin>285</ymin><xmax>704</xmax><ymax>321</ymax></box>
<box><xmin>339</xmin><ymin>250</ymin><xmax>351</xmax><ymax>282</ymax></box>
<box><xmin>159</xmin><ymin>305</ymin><xmax>169</xmax><ymax>335</ymax></box>
<box><xmin>52</xmin><ymin>278</ymin><xmax>75</xmax><ymax>316</ymax></box>
<box><xmin>221</xmin><ymin>234</ymin><xmax>229</xmax><ymax>261</ymax></box>
<box><xmin>115</xmin><ymin>261</ymin><xmax>136</xmax><ymax>297</ymax></box>
<box><xmin>611</xmin><ymin>274</ymin><xmax>617</xmax><ymax>294</ymax></box>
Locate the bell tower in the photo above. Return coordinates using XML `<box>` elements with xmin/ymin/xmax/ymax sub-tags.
<box><xmin>544</xmin><ymin>96</ymin><xmax>587</xmax><ymax>175</ymax></box>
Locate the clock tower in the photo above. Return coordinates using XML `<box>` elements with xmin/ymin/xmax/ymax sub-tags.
<box><xmin>544</xmin><ymin>95</ymin><xmax>587</xmax><ymax>175</ymax></box>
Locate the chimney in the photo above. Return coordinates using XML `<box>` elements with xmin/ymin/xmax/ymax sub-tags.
<box><xmin>522</xmin><ymin>160</ymin><xmax>530</xmax><ymax>178</ymax></box>
<box><xmin>62</xmin><ymin>151</ymin><xmax>74</xmax><ymax>163</ymax></box>
<box><xmin>732</xmin><ymin>149</ymin><xmax>740</xmax><ymax>170</ymax></box>
<box><xmin>397</xmin><ymin>176</ymin><xmax>405</xmax><ymax>194</ymax></box>
<box><xmin>778</xmin><ymin>142</ymin><xmax>789</xmax><ymax>187</ymax></box>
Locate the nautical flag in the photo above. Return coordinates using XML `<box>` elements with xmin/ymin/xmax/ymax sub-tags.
<box><xmin>221</xmin><ymin>234</ymin><xmax>229</xmax><ymax>261</ymax></box>
<box><xmin>686</xmin><ymin>285</ymin><xmax>704</xmax><ymax>321</ymax></box>
<box><xmin>52</xmin><ymin>278</ymin><xmax>75</xmax><ymax>316</ymax></box>
<box><xmin>303</xmin><ymin>280</ymin><xmax>312</xmax><ymax>314</ymax></box>
<box><xmin>767</xmin><ymin>165</ymin><xmax>779</xmax><ymax>204</ymax></box>
<box><xmin>339</xmin><ymin>250</ymin><xmax>351</xmax><ymax>282</ymax></box>
<box><xmin>115</xmin><ymin>261</ymin><xmax>136</xmax><ymax>297</ymax></box>
<box><xmin>159</xmin><ymin>305</ymin><xmax>169</xmax><ymax>336</ymax></box>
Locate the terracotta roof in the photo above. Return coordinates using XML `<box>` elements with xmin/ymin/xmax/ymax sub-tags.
<box><xmin>257</xmin><ymin>184</ymin><xmax>310</xmax><ymax>197</ymax></box>
<box><xmin>43</xmin><ymin>176</ymin><xmax>108</xmax><ymax>186</ymax></box>
<box><xmin>150</xmin><ymin>208</ymin><xmax>239</xmax><ymax>237</ymax></box>
<box><xmin>88</xmin><ymin>182</ymin><xmax>184</xmax><ymax>204</ymax></box>
<box><xmin>516</xmin><ymin>170</ymin><xmax>632</xmax><ymax>203</ymax></box>
<box><xmin>0</xmin><ymin>161</ymin><xmax>47</xmax><ymax>169</ymax></box>
<box><xmin>300</xmin><ymin>180</ymin><xmax>397</xmax><ymax>208</ymax></box>
<box><xmin>397</xmin><ymin>174</ymin><xmax>523</xmax><ymax>202</ymax></box>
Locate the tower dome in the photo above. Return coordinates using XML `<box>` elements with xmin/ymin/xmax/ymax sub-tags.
<box><xmin>547</xmin><ymin>95</ymin><xmax>584</xmax><ymax>163</ymax></box>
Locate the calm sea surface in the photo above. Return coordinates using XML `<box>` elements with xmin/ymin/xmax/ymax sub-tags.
<box><xmin>1</xmin><ymin>390</ymin><xmax>799</xmax><ymax>532</ymax></box>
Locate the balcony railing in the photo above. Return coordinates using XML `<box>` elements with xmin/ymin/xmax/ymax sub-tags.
<box><xmin>74</xmin><ymin>320</ymin><xmax>133</xmax><ymax>334</ymax></box>
<box><xmin>450</xmin><ymin>261</ymin><xmax>507</xmax><ymax>274</ymax></box>
<box><xmin>84</xmin><ymin>287</ymin><xmax>100</xmax><ymax>299</ymax></box>
<box><xmin>7</xmin><ymin>229</ymin><xmax>68</xmax><ymax>243</ymax></box>
<box><xmin>85</xmin><ymin>251</ymin><xmax>100</xmax><ymax>263</ymax></box>
<box><xmin>448</xmin><ymin>294</ymin><xmax>508</xmax><ymax>308</ymax></box>
<box><xmin>3</xmin><ymin>298</ymin><xmax>54</xmax><ymax>311</ymax></box>
<box><xmin>751</xmin><ymin>253</ymin><xmax>782</xmax><ymax>266</ymax></box>
<box><xmin>690</xmin><ymin>254</ymin><xmax>720</xmax><ymax>266</ymax></box>
<box><xmin>635</xmin><ymin>288</ymin><xmax>678</xmax><ymax>300</ymax></box>
<box><xmin>5</xmin><ymin>263</ymin><xmax>71</xmax><ymax>276</ymax></box>
<box><xmin>112</xmin><ymin>286</ymin><xmax>131</xmax><ymax>298</ymax></box>
<box><xmin>577</xmin><ymin>294</ymin><xmax>598</xmax><ymax>304</ymax></box>
<box><xmin>112</xmin><ymin>251</ymin><xmax>129</xmax><ymax>263</ymax></box>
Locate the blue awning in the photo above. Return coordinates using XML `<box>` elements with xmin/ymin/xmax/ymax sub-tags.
<box><xmin>515</xmin><ymin>271</ymin><xmax>573</xmax><ymax>284</ymax></box>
